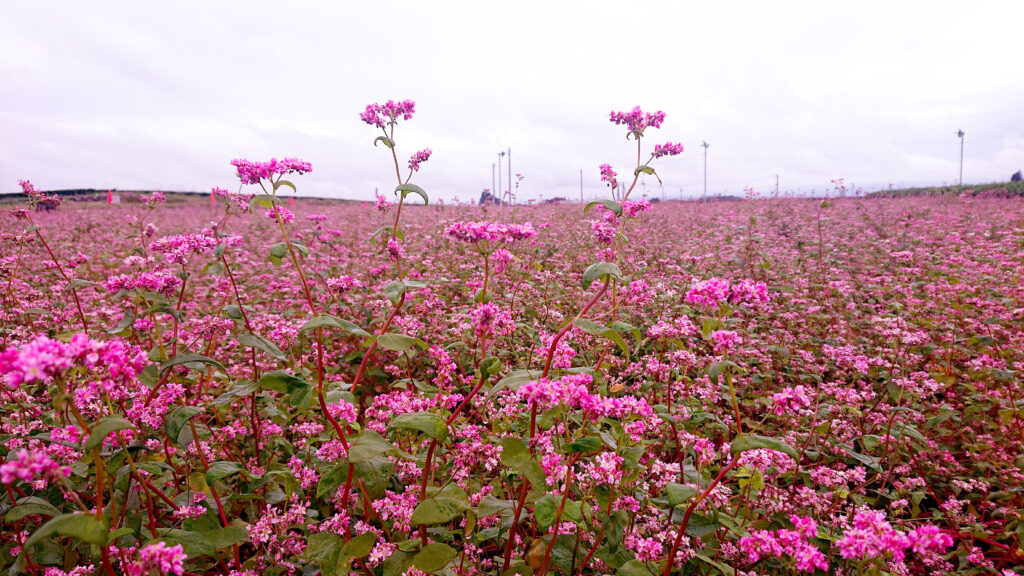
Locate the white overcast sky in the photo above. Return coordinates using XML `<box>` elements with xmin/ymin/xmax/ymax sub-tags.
<box><xmin>2</xmin><ymin>1</ymin><xmax>1023</xmax><ymax>201</ymax></box>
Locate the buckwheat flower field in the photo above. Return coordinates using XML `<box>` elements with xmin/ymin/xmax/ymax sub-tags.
<box><xmin>2</xmin><ymin>104</ymin><xmax>1023</xmax><ymax>576</ymax></box>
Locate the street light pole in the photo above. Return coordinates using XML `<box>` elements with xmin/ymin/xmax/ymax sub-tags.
<box><xmin>498</xmin><ymin>151</ymin><xmax>506</xmax><ymax>204</ymax></box>
<box><xmin>701</xmin><ymin>141</ymin><xmax>709</xmax><ymax>203</ymax></box>
<box><xmin>507</xmin><ymin>148</ymin><xmax>512</xmax><ymax>205</ymax></box>
<box><xmin>957</xmin><ymin>129</ymin><xmax>965</xmax><ymax>186</ymax></box>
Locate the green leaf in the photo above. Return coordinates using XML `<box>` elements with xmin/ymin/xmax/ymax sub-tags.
<box><xmin>251</xmin><ymin>194</ymin><xmax>280</xmax><ymax>209</ymax></box>
<box><xmin>377</xmin><ymin>333</ymin><xmax>427</xmax><ymax>352</ymax></box>
<box><xmin>535</xmin><ymin>494</ymin><xmax>556</xmax><ymax>532</ymax></box>
<box><xmin>382</xmin><ymin>550</ymin><xmax>414</xmax><ymax>576</ymax></box>
<box><xmin>708</xmin><ymin>360</ymin><xmax>742</xmax><ymax>384</ymax></box>
<box><xmin>582</xmin><ymin>262</ymin><xmax>625</xmax><ymax>290</ymax></box>
<box><xmin>205</xmin><ymin>461</ymin><xmax>245</xmax><ymax>484</ymax></box>
<box><xmin>222</xmin><ymin>304</ymin><xmax>254</xmax><ymax>320</ymax></box>
<box><xmin>500</xmin><ymin>437</ymin><xmax>547</xmax><ymax>488</ymax></box>
<box><xmin>477</xmin><ymin>356</ymin><xmax>503</xmax><ymax>379</ymax></box>
<box><xmin>200</xmin><ymin>525</ymin><xmax>248</xmax><ymax>549</ymax></box>
<box><xmin>411</xmin><ymin>495</ymin><xmax>469</xmax><ymax>525</ymax></box>
<box><xmin>633</xmin><ymin>165</ymin><xmax>656</xmax><ymax>177</ymax></box>
<box><xmin>729</xmin><ymin>435</ymin><xmax>800</xmax><ymax>463</ymax></box>
<box><xmin>574</xmin><ymin>318</ymin><xmax>630</xmax><ymax>358</ymax></box>
<box><xmin>665</xmin><ymin>483</ymin><xmax>699</xmax><ymax>508</ymax></box>
<box><xmin>306</xmin><ymin>533</ymin><xmax>342</xmax><ymax>561</ymax></box>
<box><xmin>840</xmin><ymin>444</ymin><xmax>882</xmax><ymax>472</ymax></box>
<box><xmin>396</xmin><ymin>183</ymin><xmax>429</xmax><ymax>205</ymax></box>
<box><xmin>567</xmin><ymin>436</ymin><xmax>602</xmax><ymax>454</ymax></box>
<box><xmin>161</xmin><ymin>353</ymin><xmax>226</xmax><ymax>374</ymax></box>
<box><xmin>694</xmin><ymin>553</ymin><xmax>735</xmax><ymax>576</ymax></box>
<box><xmin>374</xmin><ymin>136</ymin><xmax>395</xmax><ymax>148</ymax></box>
<box><xmin>301</xmin><ymin>315</ymin><xmax>371</xmax><ymax>338</ymax></box>
<box><xmin>389</xmin><ymin>412</ymin><xmax>448</xmax><ymax>442</ymax></box>
<box><xmin>157</xmin><ymin>528</ymin><xmax>216</xmax><ymax>557</ymax></box>
<box><xmin>65</xmin><ymin>279</ymin><xmax>96</xmax><ymax>291</ymax></box>
<box><xmin>583</xmin><ymin>200</ymin><xmax>622</xmax><ymax>217</ymax></box>
<box><xmin>5</xmin><ymin>497</ymin><xmax>62</xmax><ymax>521</ymax></box>
<box><xmin>861</xmin><ymin>434</ymin><xmax>881</xmax><ymax>452</ymax></box>
<box><xmin>22</xmin><ymin>513</ymin><xmax>108</xmax><ymax>552</ymax></box>
<box><xmin>84</xmin><ymin>415</ymin><xmax>134</xmax><ymax>451</ymax></box>
<box><xmin>237</xmin><ymin>333</ymin><xmax>286</xmax><ymax>361</ymax></box>
<box><xmin>105</xmin><ymin>310</ymin><xmax>135</xmax><ymax>335</ymax></box>
<box><xmin>276</xmin><ymin>179</ymin><xmax>297</xmax><ymax>193</ymax></box>
<box><xmin>342</xmin><ymin>532</ymin><xmax>378</xmax><ymax>559</ymax></box>
<box><xmin>107</xmin><ymin>527</ymin><xmax>135</xmax><ymax>544</ymax></box>
<box><xmin>316</xmin><ymin>465</ymin><xmax>349</xmax><ymax>499</ymax></box>
<box><xmin>487</xmin><ymin>369</ymin><xmax>541</xmax><ymax>399</ymax></box>
<box><xmin>477</xmin><ymin>495</ymin><xmax>513</xmax><ymax>517</ymax></box>
<box><xmin>348</xmin><ymin>429</ymin><xmax>410</xmax><ymax>462</ymax></box>
<box><xmin>617</xmin><ymin>560</ymin><xmax>660</xmax><ymax>576</ymax></box>
<box><xmin>164</xmin><ymin>406</ymin><xmax>203</xmax><ymax>442</ymax></box>
<box><xmin>412</xmin><ymin>542</ymin><xmax>457</xmax><ymax>573</ymax></box>
<box><xmin>258</xmin><ymin>370</ymin><xmax>310</xmax><ymax>394</ymax></box>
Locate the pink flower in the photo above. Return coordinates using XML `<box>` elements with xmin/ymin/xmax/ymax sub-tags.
<box><xmin>230</xmin><ymin>157</ymin><xmax>312</xmax><ymax>186</ymax></box>
<box><xmin>0</xmin><ymin>449</ymin><xmax>71</xmax><ymax>486</ymax></box>
<box><xmin>327</xmin><ymin>275</ymin><xmax>362</xmax><ymax>294</ymax></box>
<box><xmin>408</xmin><ymin>148</ymin><xmax>432</xmax><ymax>171</ymax></box>
<box><xmin>771</xmin><ymin>385</ymin><xmax>812</xmax><ymax>415</ymax></box>
<box><xmin>621</xmin><ymin>199</ymin><xmax>652</xmax><ymax>218</ymax></box>
<box><xmin>265</xmin><ymin>206</ymin><xmax>295</xmax><ymax>224</ymax></box>
<box><xmin>711</xmin><ymin>330</ymin><xmax>742</xmax><ymax>354</ymax></box>
<box><xmin>124</xmin><ymin>542</ymin><xmax>186</xmax><ymax>576</ymax></box>
<box><xmin>610</xmin><ymin>106</ymin><xmax>666</xmax><ymax>133</ymax></box>
<box><xmin>360</xmin><ymin>99</ymin><xmax>416</xmax><ymax>129</ymax></box>
<box><xmin>599</xmin><ymin>164</ymin><xmax>618</xmax><ymax>189</ymax></box>
<box><xmin>444</xmin><ymin>221</ymin><xmax>537</xmax><ymax>246</ymax></box>
<box><xmin>652</xmin><ymin>142</ymin><xmax>684</xmax><ymax>158</ymax></box>
<box><xmin>685</xmin><ymin>277</ymin><xmax>731</xmax><ymax>308</ymax></box>
<box><xmin>149</xmin><ymin>233</ymin><xmax>220</xmax><ymax>266</ymax></box>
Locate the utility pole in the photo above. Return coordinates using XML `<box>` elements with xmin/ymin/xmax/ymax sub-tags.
<box><xmin>498</xmin><ymin>151</ymin><xmax>505</xmax><ymax>203</ymax></box>
<box><xmin>507</xmin><ymin>148</ymin><xmax>512</xmax><ymax>204</ymax></box>
<box><xmin>702</xmin><ymin>141</ymin><xmax>709</xmax><ymax>202</ymax></box>
<box><xmin>775</xmin><ymin>174</ymin><xmax>779</xmax><ymax>196</ymax></box>
<box><xmin>957</xmin><ymin>129</ymin><xmax>965</xmax><ymax>186</ymax></box>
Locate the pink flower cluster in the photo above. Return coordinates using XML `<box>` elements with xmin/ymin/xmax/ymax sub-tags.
<box><xmin>0</xmin><ymin>448</ymin><xmax>71</xmax><ymax>486</ymax></box>
<box><xmin>472</xmin><ymin>303</ymin><xmax>514</xmax><ymax>340</ymax></box>
<box><xmin>104</xmin><ymin>271</ymin><xmax>182</xmax><ymax>296</ymax></box>
<box><xmin>599</xmin><ymin>164</ymin><xmax>618</xmax><ymax>189</ymax></box>
<box><xmin>518</xmin><ymin>374</ymin><xmax>655</xmax><ymax>420</ymax></box>
<box><xmin>230</xmin><ymin>157</ymin><xmax>312</xmax><ymax>186</ymax></box>
<box><xmin>771</xmin><ymin>385</ymin><xmax>813</xmax><ymax>415</ymax></box>
<box><xmin>837</xmin><ymin>509</ymin><xmax>952</xmax><ymax>562</ymax></box>
<box><xmin>360</xmin><ymin>99</ymin><xmax>416</xmax><ymax>129</ymax></box>
<box><xmin>738</xmin><ymin>515</ymin><xmax>828</xmax><ymax>572</ymax></box>
<box><xmin>149</xmin><ymin>233</ymin><xmax>220</xmax><ymax>266</ymax></box>
<box><xmin>18</xmin><ymin>178</ymin><xmax>62</xmax><ymax>209</ymax></box>
<box><xmin>408</xmin><ymin>148</ymin><xmax>432</xmax><ymax>171</ymax></box>
<box><xmin>444</xmin><ymin>221</ymin><xmax>537</xmax><ymax>246</ymax></box>
<box><xmin>123</xmin><ymin>542</ymin><xmax>186</xmax><ymax>576</ymax></box>
<box><xmin>711</xmin><ymin>329</ymin><xmax>742</xmax><ymax>354</ymax></box>
<box><xmin>652</xmin><ymin>142</ymin><xmax>684</xmax><ymax>158</ymax></box>
<box><xmin>609</xmin><ymin>106</ymin><xmax>666</xmax><ymax>133</ymax></box>
<box><xmin>685</xmin><ymin>277</ymin><xmax>770</xmax><ymax>309</ymax></box>
<box><xmin>0</xmin><ymin>334</ymin><xmax>146</xmax><ymax>392</ymax></box>
<box><xmin>620</xmin><ymin>199</ymin><xmax>652</xmax><ymax>218</ymax></box>
<box><xmin>326</xmin><ymin>275</ymin><xmax>362</xmax><ymax>294</ymax></box>
<box><xmin>265</xmin><ymin>205</ymin><xmax>296</xmax><ymax>224</ymax></box>
<box><xmin>213</xmin><ymin>186</ymin><xmax>253</xmax><ymax>213</ymax></box>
